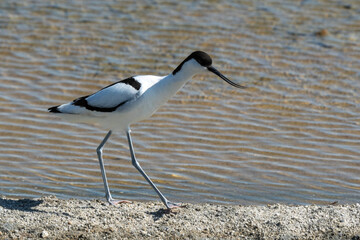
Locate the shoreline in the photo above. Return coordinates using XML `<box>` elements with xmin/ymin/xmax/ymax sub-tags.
<box><xmin>0</xmin><ymin>196</ymin><xmax>359</xmax><ymax>239</ymax></box>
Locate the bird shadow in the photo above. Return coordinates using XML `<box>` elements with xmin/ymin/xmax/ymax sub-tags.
<box><xmin>146</xmin><ymin>205</ymin><xmax>185</xmax><ymax>221</ymax></box>
<box><xmin>146</xmin><ymin>208</ymin><xmax>173</xmax><ymax>221</ymax></box>
<box><xmin>0</xmin><ymin>198</ymin><xmax>44</xmax><ymax>212</ymax></box>
<box><xmin>0</xmin><ymin>197</ymin><xmax>72</xmax><ymax>217</ymax></box>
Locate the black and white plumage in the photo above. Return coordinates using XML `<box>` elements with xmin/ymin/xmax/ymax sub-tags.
<box><xmin>49</xmin><ymin>74</ymin><xmax>164</xmax><ymax>129</ymax></box>
<box><xmin>48</xmin><ymin>51</ymin><xmax>245</xmax><ymax>209</ymax></box>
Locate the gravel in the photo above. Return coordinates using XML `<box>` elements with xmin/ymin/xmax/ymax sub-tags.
<box><xmin>0</xmin><ymin>196</ymin><xmax>359</xmax><ymax>239</ymax></box>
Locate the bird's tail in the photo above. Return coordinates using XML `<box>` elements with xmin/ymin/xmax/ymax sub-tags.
<box><xmin>48</xmin><ymin>106</ymin><xmax>61</xmax><ymax>113</ymax></box>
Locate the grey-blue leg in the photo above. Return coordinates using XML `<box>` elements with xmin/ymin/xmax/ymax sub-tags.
<box><xmin>126</xmin><ymin>128</ymin><xmax>180</xmax><ymax>209</ymax></box>
<box><xmin>97</xmin><ymin>130</ymin><xmax>130</xmax><ymax>205</ymax></box>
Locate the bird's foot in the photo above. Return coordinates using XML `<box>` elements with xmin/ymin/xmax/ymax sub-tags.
<box><xmin>165</xmin><ymin>201</ymin><xmax>182</xmax><ymax>210</ymax></box>
<box><xmin>107</xmin><ymin>197</ymin><xmax>132</xmax><ymax>206</ymax></box>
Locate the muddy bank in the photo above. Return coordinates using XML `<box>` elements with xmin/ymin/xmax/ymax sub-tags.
<box><xmin>0</xmin><ymin>196</ymin><xmax>359</xmax><ymax>239</ymax></box>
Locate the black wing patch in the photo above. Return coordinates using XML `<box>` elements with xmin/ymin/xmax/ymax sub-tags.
<box><xmin>120</xmin><ymin>77</ymin><xmax>141</xmax><ymax>90</ymax></box>
<box><xmin>101</xmin><ymin>76</ymin><xmax>141</xmax><ymax>91</ymax></box>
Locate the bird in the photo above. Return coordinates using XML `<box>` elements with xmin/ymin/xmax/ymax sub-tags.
<box><xmin>48</xmin><ymin>51</ymin><xmax>245</xmax><ymax>209</ymax></box>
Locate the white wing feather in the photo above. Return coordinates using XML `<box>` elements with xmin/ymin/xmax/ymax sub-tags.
<box><xmin>86</xmin><ymin>82</ymin><xmax>138</xmax><ymax>108</ymax></box>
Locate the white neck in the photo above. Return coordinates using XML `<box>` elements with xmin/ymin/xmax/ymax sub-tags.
<box><xmin>149</xmin><ymin>59</ymin><xmax>203</xmax><ymax>104</ymax></box>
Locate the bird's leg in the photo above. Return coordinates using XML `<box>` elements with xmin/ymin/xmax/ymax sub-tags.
<box><xmin>97</xmin><ymin>130</ymin><xmax>131</xmax><ymax>205</ymax></box>
<box><xmin>126</xmin><ymin>129</ymin><xmax>181</xmax><ymax>209</ymax></box>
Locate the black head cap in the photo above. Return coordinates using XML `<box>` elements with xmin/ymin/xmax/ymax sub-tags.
<box><xmin>173</xmin><ymin>51</ymin><xmax>212</xmax><ymax>75</ymax></box>
<box><xmin>189</xmin><ymin>51</ymin><xmax>212</xmax><ymax>67</ymax></box>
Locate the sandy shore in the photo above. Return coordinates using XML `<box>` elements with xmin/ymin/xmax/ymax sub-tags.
<box><xmin>0</xmin><ymin>196</ymin><xmax>359</xmax><ymax>239</ymax></box>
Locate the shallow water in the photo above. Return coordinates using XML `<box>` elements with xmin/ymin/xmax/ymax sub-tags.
<box><xmin>0</xmin><ymin>0</ymin><xmax>359</xmax><ymax>205</ymax></box>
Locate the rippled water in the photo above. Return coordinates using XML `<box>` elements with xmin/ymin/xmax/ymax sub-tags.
<box><xmin>0</xmin><ymin>0</ymin><xmax>359</xmax><ymax>205</ymax></box>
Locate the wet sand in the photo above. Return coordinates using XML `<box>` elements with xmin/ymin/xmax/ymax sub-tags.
<box><xmin>0</xmin><ymin>196</ymin><xmax>359</xmax><ymax>239</ymax></box>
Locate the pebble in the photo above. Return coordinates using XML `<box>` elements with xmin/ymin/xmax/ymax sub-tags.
<box><xmin>41</xmin><ymin>230</ymin><xmax>49</xmax><ymax>238</ymax></box>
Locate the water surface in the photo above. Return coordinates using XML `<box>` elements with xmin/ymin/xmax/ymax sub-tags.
<box><xmin>0</xmin><ymin>0</ymin><xmax>359</xmax><ymax>205</ymax></box>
